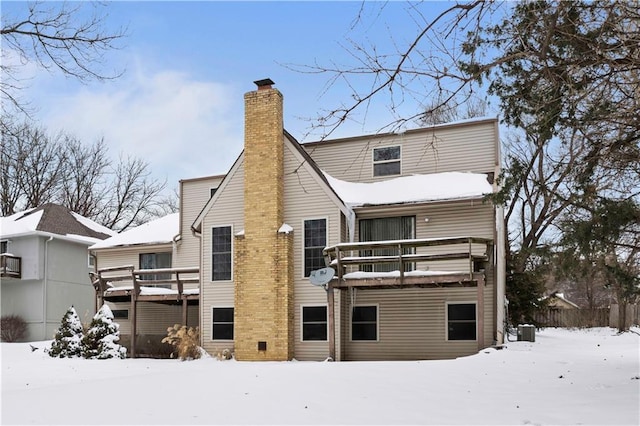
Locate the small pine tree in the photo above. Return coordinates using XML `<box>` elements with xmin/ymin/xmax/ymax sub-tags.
<box><xmin>47</xmin><ymin>306</ymin><xmax>84</xmax><ymax>358</ymax></box>
<box><xmin>82</xmin><ymin>304</ymin><xmax>126</xmax><ymax>359</ymax></box>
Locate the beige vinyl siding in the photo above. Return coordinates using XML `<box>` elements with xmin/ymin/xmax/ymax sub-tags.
<box><xmin>176</xmin><ymin>175</ymin><xmax>223</xmax><ymax>269</ymax></box>
<box><xmin>106</xmin><ymin>302</ymin><xmax>198</xmax><ymax>335</ymax></box>
<box><xmin>282</xmin><ymin>140</ymin><xmax>342</xmax><ymax>361</ymax></box>
<box><xmin>342</xmin><ymin>285</ymin><xmax>493</xmax><ymax>360</ymax></box>
<box><xmin>200</xmin><ymin>163</ymin><xmax>244</xmax><ymax>356</ymax></box>
<box><xmin>304</xmin><ymin>119</ymin><xmax>498</xmax><ymax>182</ymax></box>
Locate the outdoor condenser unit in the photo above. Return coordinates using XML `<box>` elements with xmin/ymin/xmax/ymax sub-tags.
<box><xmin>517</xmin><ymin>324</ymin><xmax>536</xmax><ymax>342</ymax></box>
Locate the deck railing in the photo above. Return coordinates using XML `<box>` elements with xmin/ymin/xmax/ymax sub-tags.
<box><xmin>323</xmin><ymin>236</ymin><xmax>493</xmax><ymax>285</ymax></box>
<box><xmin>0</xmin><ymin>254</ymin><xmax>21</xmax><ymax>279</ymax></box>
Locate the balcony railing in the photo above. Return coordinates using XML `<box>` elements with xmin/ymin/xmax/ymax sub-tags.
<box><xmin>0</xmin><ymin>254</ymin><xmax>22</xmax><ymax>279</ymax></box>
<box><xmin>323</xmin><ymin>236</ymin><xmax>493</xmax><ymax>288</ymax></box>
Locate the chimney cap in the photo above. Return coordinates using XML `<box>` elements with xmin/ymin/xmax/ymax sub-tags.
<box><xmin>254</xmin><ymin>78</ymin><xmax>275</xmax><ymax>89</ymax></box>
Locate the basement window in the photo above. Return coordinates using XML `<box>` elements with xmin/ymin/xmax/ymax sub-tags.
<box><xmin>112</xmin><ymin>309</ymin><xmax>129</xmax><ymax>320</ymax></box>
<box><xmin>447</xmin><ymin>303</ymin><xmax>477</xmax><ymax>341</ymax></box>
<box><xmin>351</xmin><ymin>306</ymin><xmax>378</xmax><ymax>341</ymax></box>
<box><xmin>302</xmin><ymin>306</ymin><xmax>327</xmax><ymax>341</ymax></box>
<box><xmin>212</xmin><ymin>307</ymin><xmax>234</xmax><ymax>340</ymax></box>
<box><xmin>373</xmin><ymin>146</ymin><xmax>401</xmax><ymax>177</ymax></box>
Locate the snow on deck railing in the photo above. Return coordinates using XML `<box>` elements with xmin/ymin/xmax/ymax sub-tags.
<box><xmin>323</xmin><ymin>236</ymin><xmax>493</xmax><ymax>284</ymax></box>
<box><xmin>92</xmin><ymin>265</ymin><xmax>200</xmax><ymax>298</ymax></box>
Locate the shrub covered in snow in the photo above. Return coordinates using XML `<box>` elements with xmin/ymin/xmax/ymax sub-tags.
<box><xmin>0</xmin><ymin>314</ymin><xmax>28</xmax><ymax>342</ymax></box>
<box><xmin>162</xmin><ymin>324</ymin><xmax>201</xmax><ymax>360</ymax></box>
<box><xmin>82</xmin><ymin>305</ymin><xmax>126</xmax><ymax>359</ymax></box>
<box><xmin>47</xmin><ymin>306</ymin><xmax>84</xmax><ymax>358</ymax></box>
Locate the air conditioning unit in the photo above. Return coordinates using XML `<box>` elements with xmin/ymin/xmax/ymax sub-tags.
<box><xmin>517</xmin><ymin>324</ymin><xmax>535</xmax><ymax>342</ymax></box>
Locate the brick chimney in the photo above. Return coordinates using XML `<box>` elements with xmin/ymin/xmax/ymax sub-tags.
<box><xmin>234</xmin><ymin>79</ymin><xmax>294</xmax><ymax>361</ymax></box>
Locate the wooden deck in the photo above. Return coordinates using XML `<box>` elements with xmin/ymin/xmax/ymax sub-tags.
<box><xmin>91</xmin><ymin>265</ymin><xmax>200</xmax><ymax>358</ymax></box>
<box><xmin>321</xmin><ymin>236</ymin><xmax>494</xmax><ymax>358</ymax></box>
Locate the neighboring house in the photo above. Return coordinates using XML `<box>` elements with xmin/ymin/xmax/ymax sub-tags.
<box><xmin>89</xmin><ymin>175</ymin><xmax>223</xmax><ymax>355</ymax></box>
<box><xmin>545</xmin><ymin>292</ymin><xmax>580</xmax><ymax>310</ymax></box>
<box><xmin>191</xmin><ymin>79</ymin><xmax>506</xmax><ymax>361</ymax></box>
<box><xmin>0</xmin><ymin>203</ymin><xmax>115</xmax><ymax>341</ymax></box>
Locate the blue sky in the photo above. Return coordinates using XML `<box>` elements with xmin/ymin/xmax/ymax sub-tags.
<box><xmin>3</xmin><ymin>1</ymin><xmax>484</xmax><ymax>190</ymax></box>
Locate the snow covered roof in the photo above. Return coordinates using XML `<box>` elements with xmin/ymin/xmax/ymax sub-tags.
<box><xmin>90</xmin><ymin>213</ymin><xmax>179</xmax><ymax>250</ymax></box>
<box><xmin>0</xmin><ymin>203</ymin><xmax>115</xmax><ymax>245</ymax></box>
<box><xmin>323</xmin><ymin>172</ymin><xmax>493</xmax><ymax>208</ymax></box>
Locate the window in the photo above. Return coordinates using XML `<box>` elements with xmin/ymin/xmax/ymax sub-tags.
<box><xmin>352</xmin><ymin>306</ymin><xmax>378</xmax><ymax>341</ymax></box>
<box><xmin>212</xmin><ymin>307</ymin><xmax>234</xmax><ymax>340</ymax></box>
<box><xmin>373</xmin><ymin>146</ymin><xmax>401</xmax><ymax>176</ymax></box>
<box><xmin>212</xmin><ymin>226</ymin><xmax>232</xmax><ymax>281</ymax></box>
<box><xmin>210</xmin><ymin>187</ymin><xmax>218</xmax><ymax>198</ymax></box>
<box><xmin>139</xmin><ymin>252</ymin><xmax>172</xmax><ymax>282</ymax></box>
<box><xmin>88</xmin><ymin>254</ymin><xmax>96</xmax><ymax>268</ymax></box>
<box><xmin>447</xmin><ymin>303</ymin><xmax>477</xmax><ymax>341</ymax></box>
<box><xmin>112</xmin><ymin>309</ymin><xmax>129</xmax><ymax>320</ymax></box>
<box><xmin>359</xmin><ymin>216</ymin><xmax>415</xmax><ymax>272</ymax></box>
<box><xmin>302</xmin><ymin>306</ymin><xmax>327</xmax><ymax>341</ymax></box>
<box><xmin>304</xmin><ymin>219</ymin><xmax>327</xmax><ymax>277</ymax></box>
<box><xmin>1</xmin><ymin>241</ymin><xmax>7</xmax><ymax>254</ymax></box>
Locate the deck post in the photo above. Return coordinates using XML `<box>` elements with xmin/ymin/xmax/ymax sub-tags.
<box><xmin>327</xmin><ymin>280</ymin><xmax>336</xmax><ymax>361</ymax></box>
<box><xmin>130</xmin><ymin>266</ymin><xmax>138</xmax><ymax>359</ymax></box>
<box><xmin>477</xmin><ymin>273</ymin><xmax>485</xmax><ymax>351</ymax></box>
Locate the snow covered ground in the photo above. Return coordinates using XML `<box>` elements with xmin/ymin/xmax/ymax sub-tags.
<box><xmin>2</xmin><ymin>327</ymin><xmax>638</xmax><ymax>425</ymax></box>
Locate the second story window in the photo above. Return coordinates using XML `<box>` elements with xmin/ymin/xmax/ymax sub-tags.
<box><xmin>1</xmin><ymin>240</ymin><xmax>7</xmax><ymax>254</ymax></box>
<box><xmin>139</xmin><ymin>252</ymin><xmax>172</xmax><ymax>280</ymax></box>
<box><xmin>212</xmin><ymin>226</ymin><xmax>232</xmax><ymax>281</ymax></box>
<box><xmin>304</xmin><ymin>218</ymin><xmax>327</xmax><ymax>277</ymax></box>
<box><xmin>373</xmin><ymin>146</ymin><xmax>401</xmax><ymax>177</ymax></box>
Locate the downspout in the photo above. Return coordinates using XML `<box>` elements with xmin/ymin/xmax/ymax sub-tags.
<box><xmin>43</xmin><ymin>236</ymin><xmax>54</xmax><ymax>340</ymax></box>
<box><xmin>191</xmin><ymin>227</ymin><xmax>202</xmax><ymax>346</ymax></box>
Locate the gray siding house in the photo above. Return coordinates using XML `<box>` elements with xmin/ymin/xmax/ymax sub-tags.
<box><xmin>1</xmin><ymin>203</ymin><xmax>114</xmax><ymax>341</ymax></box>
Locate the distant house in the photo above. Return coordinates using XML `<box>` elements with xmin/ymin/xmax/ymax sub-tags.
<box><xmin>92</xmin><ymin>79</ymin><xmax>506</xmax><ymax>361</ymax></box>
<box><xmin>545</xmin><ymin>292</ymin><xmax>580</xmax><ymax>310</ymax></box>
<box><xmin>0</xmin><ymin>203</ymin><xmax>115</xmax><ymax>341</ymax></box>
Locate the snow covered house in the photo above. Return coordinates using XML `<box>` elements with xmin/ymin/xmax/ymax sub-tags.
<box><xmin>89</xmin><ymin>176</ymin><xmax>223</xmax><ymax>356</ymax></box>
<box><xmin>191</xmin><ymin>80</ymin><xmax>506</xmax><ymax>361</ymax></box>
<box><xmin>0</xmin><ymin>203</ymin><xmax>115</xmax><ymax>341</ymax></box>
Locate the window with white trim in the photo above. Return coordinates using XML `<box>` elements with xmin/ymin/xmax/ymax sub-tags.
<box><xmin>447</xmin><ymin>303</ymin><xmax>477</xmax><ymax>341</ymax></box>
<box><xmin>212</xmin><ymin>307</ymin><xmax>234</xmax><ymax>340</ymax></box>
<box><xmin>212</xmin><ymin>226</ymin><xmax>232</xmax><ymax>281</ymax></box>
<box><xmin>352</xmin><ymin>305</ymin><xmax>378</xmax><ymax>341</ymax></box>
<box><xmin>373</xmin><ymin>146</ymin><xmax>401</xmax><ymax>176</ymax></box>
<box><xmin>302</xmin><ymin>306</ymin><xmax>327</xmax><ymax>341</ymax></box>
<box><xmin>303</xmin><ymin>218</ymin><xmax>327</xmax><ymax>277</ymax></box>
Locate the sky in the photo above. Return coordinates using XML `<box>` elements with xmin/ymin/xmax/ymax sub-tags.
<box><xmin>2</xmin><ymin>1</ymin><xmax>479</xmax><ymax>192</ymax></box>
<box><xmin>2</xmin><ymin>327</ymin><xmax>639</xmax><ymax>424</ymax></box>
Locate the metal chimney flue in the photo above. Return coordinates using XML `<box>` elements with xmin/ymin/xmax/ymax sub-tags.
<box><xmin>254</xmin><ymin>78</ymin><xmax>275</xmax><ymax>90</ymax></box>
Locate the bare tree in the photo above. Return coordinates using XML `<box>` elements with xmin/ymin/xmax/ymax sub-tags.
<box><xmin>1</xmin><ymin>121</ymin><xmax>65</xmax><ymax>210</ymax></box>
<box><xmin>57</xmin><ymin>137</ymin><xmax>110</xmax><ymax>219</ymax></box>
<box><xmin>299</xmin><ymin>1</ymin><xmax>640</xmax><ymax>324</ymax></box>
<box><xmin>1</xmin><ymin>120</ymin><xmax>167</xmax><ymax>232</ymax></box>
<box><xmin>98</xmin><ymin>155</ymin><xmax>167</xmax><ymax>231</ymax></box>
<box><xmin>1</xmin><ymin>1</ymin><xmax>126</xmax><ymax>113</ymax></box>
